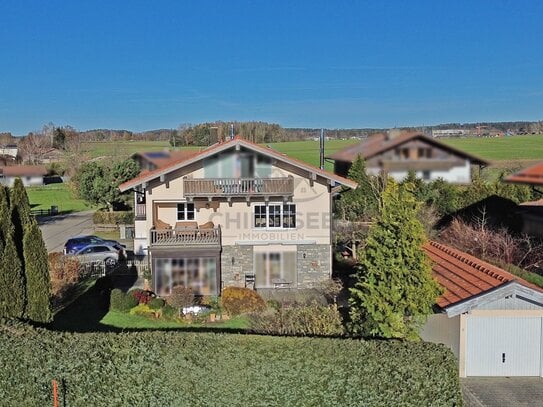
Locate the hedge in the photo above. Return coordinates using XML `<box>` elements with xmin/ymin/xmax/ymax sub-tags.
<box><xmin>0</xmin><ymin>321</ymin><xmax>462</xmax><ymax>406</ymax></box>
<box><xmin>92</xmin><ymin>211</ymin><xmax>134</xmax><ymax>225</ymax></box>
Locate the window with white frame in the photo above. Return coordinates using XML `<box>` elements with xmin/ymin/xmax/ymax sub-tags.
<box><xmin>177</xmin><ymin>203</ymin><xmax>195</xmax><ymax>220</ymax></box>
<box><xmin>254</xmin><ymin>251</ymin><xmax>296</xmax><ymax>288</ymax></box>
<box><xmin>254</xmin><ymin>203</ymin><xmax>296</xmax><ymax>229</ymax></box>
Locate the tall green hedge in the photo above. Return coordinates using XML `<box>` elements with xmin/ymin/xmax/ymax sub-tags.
<box><xmin>0</xmin><ymin>322</ymin><xmax>462</xmax><ymax>406</ymax></box>
<box><xmin>93</xmin><ymin>210</ymin><xmax>134</xmax><ymax>225</ymax></box>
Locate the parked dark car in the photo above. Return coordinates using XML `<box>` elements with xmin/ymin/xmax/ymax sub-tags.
<box><xmin>63</xmin><ymin>235</ymin><xmax>126</xmax><ymax>257</ymax></box>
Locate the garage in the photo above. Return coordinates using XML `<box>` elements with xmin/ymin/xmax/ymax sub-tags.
<box><xmin>466</xmin><ymin>315</ymin><xmax>542</xmax><ymax>376</ymax></box>
<box><xmin>421</xmin><ymin>241</ymin><xmax>543</xmax><ymax>377</ymax></box>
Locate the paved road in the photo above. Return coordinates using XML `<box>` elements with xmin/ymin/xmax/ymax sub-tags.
<box><xmin>462</xmin><ymin>378</ymin><xmax>543</xmax><ymax>407</ymax></box>
<box><xmin>38</xmin><ymin>210</ymin><xmax>95</xmax><ymax>253</ymax></box>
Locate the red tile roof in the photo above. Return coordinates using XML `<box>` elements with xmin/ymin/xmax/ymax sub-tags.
<box><xmin>120</xmin><ymin>137</ymin><xmax>358</xmax><ymax>191</ymax></box>
<box><xmin>423</xmin><ymin>241</ymin><xmax>543</xmax><ymax>309</ymax></box>
<box><xmin>0</xmin><ymin>165</ymin><xmax>47</xmax><ymax>177</ymax></box>
<box><xmin>505</xmin><ymin>162</ymin><xmax>543</xmax><ymax>186</ymax></box>
<box><xmin>327</xmin><ymin>131</ymin><xmax>488</xmax><ymax>165</ymax></box>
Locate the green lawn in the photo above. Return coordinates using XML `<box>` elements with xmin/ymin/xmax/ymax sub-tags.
<box><xmin>26</xmin><ymin>183</ymin><xmax>94</xmax><ymax>213</ymax></box>
<box><xmin>442</xmin><ymin>134</ymin><xmax>543</xmax><ymax>161</ymax></box>
<box><xmin>101</xmin><ymin>310</ymin><xmax>249</xmax><ymax>330</ymax></box>
<box><xmin>82</xmin><ymin>140</ymin><xmax>200</xmax><ymax>159</ymax></box>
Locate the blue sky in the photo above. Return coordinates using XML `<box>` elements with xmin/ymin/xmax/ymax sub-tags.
<box><xmin>1</xmin><ymin>0</ymin><xmax>543</xmax><ymax>135</ymax></box>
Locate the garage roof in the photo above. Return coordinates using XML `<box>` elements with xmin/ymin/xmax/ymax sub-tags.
<box><xmin>424</xmin><ymin>241</ymin><xmax>543</xmax><ymax>310</ymax></box>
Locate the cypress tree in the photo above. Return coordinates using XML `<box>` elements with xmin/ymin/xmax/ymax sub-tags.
<box><xmin>0</xmin><ymin>186</ymin><xmax>25</xmax><ymax>318</ymax></box>
<box><xmin>23</xmin><ymin>222</ymin><xmax>52</xmax><ymax>323</ymax></box>
<box><xmin>10</xmin><ymin>178</ymin><xmax>32</xmax><ymax>273</ymax></box>
<box><xmin>349</xmin><ymin>180</ymin><xmax>442</xmax><ymax>340</ymax></box>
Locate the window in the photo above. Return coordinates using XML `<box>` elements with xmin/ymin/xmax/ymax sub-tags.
<box><xmin>422</xmin><ymin>170</ymin><xmax>431</xmax><ymax>180</ymax></box>
<box><xmin>254</xmin><ymin>204</ymin><xmax>296</xmax><ymax>229</ymax></box>
<box><xmin>154</xmin><ymin>257</ymin><xmax>218</xmax><ymax>296</ymax></box>
<box><xmin>418</xmin><ymin>148</ymin><xmax>432</xmax><ymax>159</ymax></box>
<box><xmin>177</xmin><ymin>203</ymin><xmax>195</xmax><ymax>220</ymax></box>
<box><xmin>255</xmin><ymin>251</ymin><xmax>296</xmax><ymax>288</ymax></box>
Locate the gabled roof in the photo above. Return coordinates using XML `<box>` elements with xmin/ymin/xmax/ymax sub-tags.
<box><xmin>326</xmin><ymin>132</ymin><xmax>489</xmax><ymax>165</ymax></box>
<box><xmin>120</xmin><ymin>137</ymin><xmax>358</xmax><ymax>191</ymax></box>
<box><xmin>0</xmin><ymin>165</ymin><xmax>47</xmax><ymax>177</ymax></box>
<box><xmin>424</xmin><ymin>241</ymin><xmax>543</xmax><ymax>311</ymax></box>
<box><xmin>505</xmin><ymin>161</ymin><xmax>543</xmax><ymax>186</ymax></box>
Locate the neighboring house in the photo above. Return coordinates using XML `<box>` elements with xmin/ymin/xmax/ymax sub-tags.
<box><xmin>421</xmin><ymin>241</ymin><xmax>543</xmax><ymax>377</ymax></box>
<box><xmin>0</xmin><ymin>144</ymin><xmax>18</xmax><ymax>159</ymax></box>
<box><xmin>120</xmin><ymin>137</ymin><xmax>357</xmax><ymax>296</ymax></box>
<box><xmin>505</xmin><ymin>162</ymin><xmax>543</xmax><ymax>237</ymax></box>
<box><xmin>327</xmin><ymin>131</ymin><xmax>488</xmax><ymax>183</ymax></box>
<box><xmin>0</xmin><ymin>165</ymin><xmax>47</xmax><ymax>186</ymax></box>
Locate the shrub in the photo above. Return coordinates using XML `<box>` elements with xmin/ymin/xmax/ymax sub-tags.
<box><xmin>148</xmin><ymin>297</ymin><xmax>166</xmax><ymax>310</ymax></box>
<box><xmin>249</xmin><ymin>303</ymin><xmax>345</xmax><ymax>336</ymax></box>
<box><xmin>221</xmin><ymin>287</ymin><xmax>266</xmax><ymax>316</ymax></box>
<box><xmin>129</xmin><ymin>303</ymin><xmax>153</xmax><ymax>316</ymax></box>
<box><xmin>130</xmin><ymin>289</ymin><xmax>154</xmax><ymax>305</ymax></box>
<box><xmin>259</xmin><ymin>289</ymin><xmax>327</xmax><ymax>308</ymax></box>
<box><xmin>110</xmin><ymin>289</ymin><xmax>138</xmax><ymax>312</ymax></box>
<box><xmin>48</xmin><ymin>252</ymin><xmax>81</xmax><ymax>283</ymax></box>
<box><xmin>93</xmin><ymin>210</ymin><xmax>134</xmax><ymax>225</ymax></box>
<box><xmin>167</xmin><ymin>286</ymin><xmax>195</xmax><ymax>311</ymax></box>
<box><xmin>162</xmin><ymin>304</ymin><xmax>178</xmax><ymax>319</ymax></box>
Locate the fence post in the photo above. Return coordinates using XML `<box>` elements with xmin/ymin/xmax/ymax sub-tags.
<box><xmin>52</xmin><ymin>379</ymin><xmax>58</xmax><ymax>407</ymax></box>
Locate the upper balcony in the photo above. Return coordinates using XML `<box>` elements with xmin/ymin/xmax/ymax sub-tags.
<box><xmin>183</xmin><ymin>177</ymin><xmax>294</xmax><ymax>200</ymax></box>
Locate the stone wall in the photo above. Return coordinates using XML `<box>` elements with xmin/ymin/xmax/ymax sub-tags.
<box><xmin>221</xmin><ymin>245</ymin><xmax>254</xmax><ymax>288</ymax></box>
<box><xmin>296</xmin><ymin>244</ymin><xmax>331</xmax><ymax>288</ymax></box>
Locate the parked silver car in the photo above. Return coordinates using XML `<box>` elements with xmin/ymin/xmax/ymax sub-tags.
<box><xmin>69</xmin><ymin>244</ymin><xmax>120</xmax><ymax>266</ymax></box>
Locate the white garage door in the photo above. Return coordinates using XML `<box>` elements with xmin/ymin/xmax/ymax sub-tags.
<box><xmin>466</xmin><ymin>316</ymin><xmax>542</xmax><ymax>376</ymax></box>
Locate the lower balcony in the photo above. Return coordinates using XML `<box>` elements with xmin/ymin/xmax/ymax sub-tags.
<box><xmin>150</xmin><ymin>226</ymin><xmax>221</xmax><ymax>247</ymax></box>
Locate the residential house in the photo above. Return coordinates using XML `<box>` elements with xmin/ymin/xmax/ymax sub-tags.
<box><xmin>0</xmin><ymin>144</ymin><xmax>18</xmax><ymax>159</ymax></box>
<box><xmin>132</xmin><ymin>150</ymin><xmax>199</xmax><ymax>172</ymax></box>
<box><xmin>119</xmin><ymin>137</ymin><xmax>357</xmax><ymax>296</ymax></box>
<box><xmin>421</xmin><ymin>241</ymin><xmax>543</xmax><ymax>377</ymax></box>
<box><xmin>505</xmin><ymin>162</ymin><xmax>543</xmax><ymax>237</ymax></box>
<box><xmin>327</xmin><ymin>131</ymin><xmax>488</xmax><ymax>183</ymax></box>
<box><xmin>0</xmin><ymin>165</ymin><xmax>47</xmax><ymax>186</ymax></box>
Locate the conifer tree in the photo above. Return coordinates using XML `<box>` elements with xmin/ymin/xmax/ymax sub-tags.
<box><xmin>0</xmin><ymin>186</ymin><xmax>25</xmax><ymax>318</ymax></box>
<box><xmin>23</xmin><ymin>221</ymin><xmax>52</xmax><ymax>323</ymax></box>
<box><xmin>349</xmin><ymin>180</ymin><xmax>441</xmax><ymax>340</ymax></box>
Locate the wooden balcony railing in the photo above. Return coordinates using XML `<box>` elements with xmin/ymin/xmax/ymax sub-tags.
<box><xmin>135</xmin><ymin>203</ymin><xmax>147</xmax><ymax>220</ymax></box>
<box><xmin>150</xmin><ymin>226</ymin><xmax>221</xmax><ymax>247</ymax></box>
<box><xmin>183</xmin><ymin>177</ymin><xmax>294</xmax><ymax>198</ymax></box>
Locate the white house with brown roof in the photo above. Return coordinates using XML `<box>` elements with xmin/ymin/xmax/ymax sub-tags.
<box><xmin>120</xmin><ymin>137</ymin><xmax>357</xmax><ymax>296</ymax></box>
<box><xmin>421</xmin><ymin>241</ymin><xmax>543</xmax><ymax>377</ymax></box>
<box><xmin>0</xmin><ymin>165</ymin><xmax>47</xmax><ymax>187</ymax></box>
<box><xmin>327</xmin><ymin>131</ymin><xmax>488</xmax><ymax>183</ymax></box>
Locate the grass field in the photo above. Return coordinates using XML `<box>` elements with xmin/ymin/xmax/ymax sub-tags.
<box><xmin>26</xmin><ymin>183</ymin><xmax>94</xmax><ymax>213</ymax></box>
<box><xmin>82</xmin><ymin>140</ymin><xmax>172</xmax><ymax>158</ymax></box>
<box><xmin>442</xmin><ymin>135</ymin><xmax>543</xmax><ymax>161</ymax></box>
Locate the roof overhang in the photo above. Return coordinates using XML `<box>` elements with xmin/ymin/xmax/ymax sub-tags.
<box><xmin>442</xmin><ymin>281</ymin><xmax>543</xmax><ymax>317</ymax></box>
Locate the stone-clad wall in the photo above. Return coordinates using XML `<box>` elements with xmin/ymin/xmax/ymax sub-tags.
<box><xmin>296</xmin><ymin>244</ymin><xmax>331</xmax><ymax>288</ymax></box>
<box><xmin>221</xmin><ymin>245</ymin><xmax>254</xmax><ymax>288</ymax></box>
<box><xmin>220</xmin><ymin>244</ymin><xmax>331</xmax><ymax>290</ymax></box>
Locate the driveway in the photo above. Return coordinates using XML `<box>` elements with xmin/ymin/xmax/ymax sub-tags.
<box><xmin>462</xmin><ymin>378</ymin><xmax>543</xmax><ymax>407</ymax></box>
<box><xmin>38</xmin><ymin>210</ymin><xmax>95</xmax><ymax>253</ymax></box>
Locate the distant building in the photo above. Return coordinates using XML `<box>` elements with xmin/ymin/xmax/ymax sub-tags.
<box><xmin>326</xmin><ymin>131</ymin><xmax>488</xmax><ymax>184</ymax></box>
<box><xmin>431</xmin><ymin>129</ymin><xmax>470</xmax><ymax>138</ymax></box>
<box><xmin>0</xmin><ymin>165</ymin><xmax>48</xmax><ymax>187</ymax></box>
<box><xmin>132</xmin><ymin>150</ymin><xmax>199</xmax><ymax>172</ymax></box>
<box><xmin>0</xmin><ymin>144</ymin><xmax>18</xmax><ymax>159</ymax></box>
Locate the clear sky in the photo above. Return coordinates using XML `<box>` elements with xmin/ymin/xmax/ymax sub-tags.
<box><xmin>1</xmin><ymin>0</ymin><xmax>543</xmax><ymax>135</ymax></box>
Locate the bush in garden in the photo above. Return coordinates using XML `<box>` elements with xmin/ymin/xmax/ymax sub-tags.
<box><xmin>110</xmin><ymin>289</ymin><xmax>138</xmax><ymax>312</ymax></box>
<box><xmin>93</xmin><ymin>210</ymin><xmax>134</xmax><ymax>225</ymax></box>
<box><xmin>167</xmin><ymin>286</ymin><xmax>195</xmax><ymax>312</ymax></box>
<box><xmin>317</xmin><ymin>279</ymin><xmax>343</xmax><ymax>304</ymax></box>
<box><xmin>130</xmin><ymin>289</ymin><xmax>154</xmax><ymax>305</ymax></box>
<box><xmin>249</xmin><ymin>303</ymin><xmax>344</xmax><ymax>336</ymax></box>
<box><xmin>148</xmin><ymin>298</ymin><xmax>165</xmax><ymax>310</ymax></box>
<box><xmin>129</xmin><ymin>303</ymin><xmax>153</xmax><ymax>316</ymax></box>
<box><xmin>221</xmin><ymin>286</ymin><xmax>266</xmax><ymax>316</ymax></box>
<box><xmin>162</xmin><ymin>304</ymin><xmax>178</xmax><ymax>319</ymax></box>
<box><xmin>48</xmin><ymin>252</ymin><xmax>81</xmax><ymax>283</ymax></box>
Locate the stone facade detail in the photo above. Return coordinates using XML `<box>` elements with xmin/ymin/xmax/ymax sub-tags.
<box><xmin>221</xmin><ymin>245</ymin><xmax>254</xmax><ymax>288</ymax></box>
<box><xmin>296</xmin><ymin>244</ymin><xmax>331</xmax><ymax>288</ymax></box>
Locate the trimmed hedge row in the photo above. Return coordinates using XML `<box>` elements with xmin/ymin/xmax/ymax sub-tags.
<box><xmin>0</xmin><ymin>321</ymin><xmax>462</xmax><ymax>406</ymax></box>
<box><xmin>92</xmin><ymin>210</ymin><xmax>134</xmax><ymax>225</ymax></box>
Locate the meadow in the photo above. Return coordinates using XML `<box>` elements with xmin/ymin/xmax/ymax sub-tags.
<box><xmin>26</xmin><ymin>183</ymin><xmax>94</xmax><ymax>213</ymax></box>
